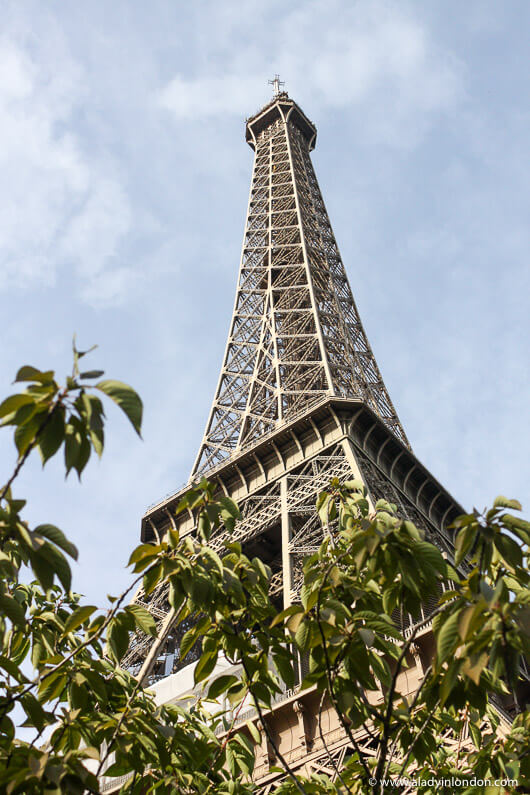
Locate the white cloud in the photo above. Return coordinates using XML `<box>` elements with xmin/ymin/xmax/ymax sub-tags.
<box><xmin>159</xmin><ymin>73</ymin><xmax>258</xmax><ymax>119</ymax></box>
<box><xmin>158</xmin><ymin>0</ymin><xmax>462</xmax><ymax>148</ymax></box>
<box><xmin>0</xmin><ymin>35</ymin><xmax>132</xmax><ymax>306</ymax></box>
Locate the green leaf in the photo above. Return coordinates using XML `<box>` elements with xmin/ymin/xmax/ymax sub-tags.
<box><xmin>38</xmin><ymin>671</ymin><xmax>67</xmax><ymax>702</ymax></box>
<box><xmin>36</xmin><ymin>543</ymin><xmax>72</xmax><ymax>593</ymax></box>
<box><xmin>370</xmin><ymin>650</ymin><xmax>392</xmax><ymax>686</ymax></box>
<box><xmin>501</xmin><ymin>514</ymin><xmax>530</xmax><ymax>545</ymax></box>
<box><xmin>15</xmin><ymin>366</ymin><xmax>54</xmax><ymax>384</ymax></box>
<box><xmin>269</xmin><ymin>604</ymin><xmax>304</xmax><ymax>628</ymax></box>
<box><xmin>359</xmin><ymin>628</ymin><xmax>375</xmax><ymax>647</ymax></box>
<box><xmin>300</xmin><ymin>583</ymin><xmax>313</xmax><ymax>611</ymax></box>
<box><xmin>458</xmin><ymin>604</ymin><xmax>481</xmax><ymax>640</ymax></box>
<box><xmin>436</xmin><ymin>610</ymin><xmax>461</xmax><ymax>667</ymax></box>
<box><xmin>126</xmin><ymin>604</ymin><xmax>157</xmax><ymax>637</ymax></box>
<box><xmin>21</xmin><ymin>693</ymin><xmax>48</xmax><ymax>732</ymax></box>
<box><xmin>29</xmin><ymin>550</ymin><xmax>54</xmax><ymax>592</ymax></box>
<box><xmin>127</xmin><ymin>543</ymin><xmax>159</xmax><ymax>566</ymax></box>
<box><xmin>207</xmin><ymin>674</ymin><xmax>239</xmax><ymax>700</ymax></box>
<box><xmin>493</xmin><ymin>496</ymin><xmax>522</xmax><ymax>511</ymax></box>
<box><xmin>63</xmin><ymin>605</ymin><xmax>97</xmax><ymax>634</ymax></box>
<box><xmin>0</xmin><ymin>394</ymin><xmax>35</xmax><ymax>419</ymax></box>
<box><xmin>245</xmin><ymin>720</ymin><xmax>261</xmax><ymax>745</ymax></box>
<box><xmin>344</xmin><ymin>479</ymin><xmax>365</xmax><ymax>492</ymax></box>
<box><xmin>454</xmin><ymin>524</ymin><xmax>477</xmax><ymax>566</ymax></box>
<box><xmin>219</xmin><ymin>496</ymin><xmax>240</xmax><ymax>520</ymax></box>
<box><xmin>14</xmin><ymin>411</ymin><xmax>47</xmax><ymax>456</ymax></box>
<box><xmin>107</xmin><ymin>617</ymin><xmax>130</xmax><ymax>662</ymax></box>
<box><xmin>37</xmin><ymin>407</ymin><xmax>65</xmax><ymax>464</ymax></box>
<box><xmin>295</xmin><ymin>620</ymin><xmax>311</xmax><ymax>651</ymax></box>
<box><xmin>0</xmin><ymin>594</ymin><xmax>26</xmax><ymax>626</ymax></box>
<box><xmin>0</xmin><ymin>654</ymin><xmax>26</xmax><ymax>680</ymax></box>
<box><xmin>179</xmin><ymin>626</ymin><xmax>199</xmax><ymax>661</ymax></box>
<box><xmin>34</xmin><ymin>524</ymin><xmax>78</xmax><ymax>561</ymax></box>
<box><xmin>287</xmin><ymin>610</ymin><xmax>305</xmax><ymax>634</ymax></box>
<box><xmin>226</xmin><ymin>681</ymin><xmax>247</xmax><ymax>706</ymax></box>
<box><xmin>95</xmin><ymin>379</ymin><xmax>143</xmax><ymax>437</ymax></box>
<box><xmin>469</xmin><ymin>722</ymin><xmax>482</xmax><ymax>748</ymax></box>
<box><xmin>272</xmin><ymin>652</ymin><xmax>295</xmax><ymax>689</ymax></box>
<box><xmin>79</xmin><ymin>370</ymin><xmax>105</xmax><ymax>380</ymax></box>
<box><xmin>317</xmin><ymin>493</ymin><xmax>334</xmax><ymax>524</ymax></box>
<box><xmin>64</xmin><ymin>421</ymin><xmax>81</xmax><ymax>476</ymax></box>
<box><xmin>462</xmin><ymin>652</ymin><xmax>489</xmax><ymax>685</ymax></box>
<box><xmin>194</xmin><ymin>649</ymin><xmax>218</xmax><ymax>684</ymax></box>
<box><xmin>201</xmin><ymin>546</ymin><xmax>223</xmax><ymax>576</ymax></box>
<box><xmin>73</xmin><ymin>338</ymin><xmax>97</xmax><ymax>363</ymax></box>
<box><xmin>74</xmin><ymin>434</ymin><xmax>91</xmax><ymax>478</ymax></box>
<box><xmin>401</xmin><ymin>520</ymin><xmax>422</xmax><ymax>540</ymax></box>
<box><xmin>143</xmin><ymin>562</ymin><xmax>163</xmax><ymax>595</ymax></box>
<box><xmin>494</xmin><ymin>534</ymin><xmax>523</xmax><ymax>569</ymax></box>
<box><xmin>414</xmin><ymin>540</ymin><xmax>445</xmax><ymax>572</ymax></box>
<box><xmin>84</xmin><ymin>393</ymin><xmax>105</xmax><ymax>457</ymax></box>
<box><xmin>190</xmin><ymin>572</ymin><xmax>213</xmax><ymax>604</ymax></box>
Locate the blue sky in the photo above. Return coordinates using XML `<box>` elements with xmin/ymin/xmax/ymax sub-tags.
<box><xmin>0</xmin><ymin>0</ymin><xmax>528</xmax><ymax>606</ymax></box>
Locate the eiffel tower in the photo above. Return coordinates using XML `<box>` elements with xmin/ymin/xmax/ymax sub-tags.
<box><xmin>118</xmin><ymin>83</ymin><xmax>472</xmax><ymax>788</ymax></box>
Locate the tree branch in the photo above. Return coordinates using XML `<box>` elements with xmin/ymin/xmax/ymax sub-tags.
<box><xmin>397</xmin><ymin>703</ymin><xmax>439</xmax><ymax>777</ymax></box>
<box><xmin>0</xmin><ymin>398</ymin><xmax>64</xmax><ymax>504</ymax></box>
<box><xmin>317</xmin><ymin>690</ymin><xmax>354</xmax><ymax>794</ymax></box>
<box><xmin>383</xmin><ymin>664</ymin><xmax>433</xmax><ymax>779</ymax></box>
<box><xmin>315</xmin><ymin>553</ymin><xmax>372</xmax><ymax>784</ymax></box>
<box><xmin>0</xmin><ymin>564</ymin><xmax>149</xmax><ymax>717</ymax></box>
<box><xmin>239</xmin><ymin>655</ymin><xmax>309</xmax><ymax>795</ymax></box>
<box><xmin>96</xmin><ymin>601</ymin><xmax>185</xmax><ymax>777</ymax></box>
<box><xmin>374</xmin><ymin>603</ymin><xmax>451</xmax><ymax>790</ymax></box>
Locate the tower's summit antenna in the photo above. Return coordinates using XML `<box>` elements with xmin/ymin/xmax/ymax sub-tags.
<box><xmin>268</xmin><ymin>74</ymin><xmax>285</xmax><ymax>97</ymax></box>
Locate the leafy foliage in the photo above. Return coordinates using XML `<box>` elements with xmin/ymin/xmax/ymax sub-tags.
<box><xmin>0</xmin><ymin>346</ymin><xmax>528</xmax><ymax>794</ymax></box>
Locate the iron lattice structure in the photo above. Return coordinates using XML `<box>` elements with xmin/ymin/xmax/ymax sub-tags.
<box><xmin>123</xmin><ymin>91</ymin><xmax>465</xmax><ymax>682</ymax></box>
<box><xmin>192</xmin><ymin>93</ymin><xmax>408</xmax><ymax>477</ymax></box>
<box><xmin>124</xmin><ymin>398</ymin><xmax>460</xmax><ymax>681</ymax></box>
<box><xmin>108</xmin><ymin>90</ymin><xmax>504</xmax><ymax>793</ymax></box>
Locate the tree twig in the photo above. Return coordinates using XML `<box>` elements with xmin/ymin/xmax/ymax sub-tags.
<box><xmin>383</xmin><ymin>664</ymin><xmax>433</xmax><ymax>779</ymax></box>
<box><xmin>239</xmin><ymin>655</ymin><xmax>309</xmax><ymax>795</ymax></box>
<box><xmin>315</xmin><ymin>552</ymin><xmax>373</xmax><ymax>784</ymax></box>
<box><xmin>397</xmin><ymin>703</ymin><xmax>439</xmax><ymax>777</ymax></box>
<box><xmin>317</xmin><ymin>690</ymin><xmax>353</xmax><ymax>794</ymax></box>
<box><xmin>96</xmin><ymin>601</ymin><xmax>185</xmax><ymax>777</ymax></box>
<box><xmin>374</xmin><ymin>604</ymin><xmax>450</xmax><ymax>790</ymax></box>
<box><xmin>0</xmin><ymin>398</ymin><xmax>64</xmax><ymax>504</ymax></box>
<box><xmin>0</xmin><ymin>565</ymin><xmax>148</xmax><ymax>717</ymax></box>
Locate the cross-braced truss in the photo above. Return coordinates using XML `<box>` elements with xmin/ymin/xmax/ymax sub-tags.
<box><xmin>123</xmin><ymin>441</ymin><xmax>351</xmax><ymax>676</ymax></box>
<box><xmin>109</xmin><ymin>92</ymin><xmax>511</xmax><ymax>795</ymax></box>
<box><xmin>192</xmin><ymin>95</ymin><xmax>408</xmax><ymax>477</ymax></box>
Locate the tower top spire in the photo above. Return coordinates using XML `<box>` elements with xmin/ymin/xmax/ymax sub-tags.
<box><xmin>268</xmin><ymin>74</ymin><xmax>285</xmax><ymax>97</ymax></box>
<box><xmin>246</xmin><ymin>93</ymin><xmax>317</xmax><ymax>151</ymax></box>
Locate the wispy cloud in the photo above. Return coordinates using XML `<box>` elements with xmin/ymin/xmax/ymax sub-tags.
<box><xmin>0</xmin><ymin>35</ymin><xmax>132</xmax><ymax>305</ymax></box>
<box><xmin>158</xmin><ymin>0</ymin><xmax>463</xmax><ymax>148</ymax></box>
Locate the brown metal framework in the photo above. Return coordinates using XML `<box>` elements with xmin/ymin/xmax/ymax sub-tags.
<box><xmin>192</xmin><ymin>94</ymin><xmax>408</xmax><ymax>477</ymax></box>
<box><xmin>125</xmin><ymin>90</ymin><xmax>462</xmax><ymax>684</ymax></box>
<box><xmin>111</xmin><ymin>91</ymin><xmax>501</xmax><ymax>792</ymax></box>
<box><xmin>124</xmin><ymin>398</ymin><xmax>461</xmax><ymax>679</ymax></box>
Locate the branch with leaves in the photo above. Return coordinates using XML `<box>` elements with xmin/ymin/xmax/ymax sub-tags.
<box><xmin>0</xmin><ymin>342</ymin><xmax>529</xmax><ymax>794</ymax></box>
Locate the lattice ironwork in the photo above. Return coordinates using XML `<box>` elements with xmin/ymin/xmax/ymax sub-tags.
<box><xmin>353</xmin><ymin>446</ymin><xmax>454</xmax><ymax>557</ymax></box>
<box><xmin>113</xmin><ymin>89</ymin><xmax>509</xmax><ymax>795</ymax></box>
<box><xmin>285</xmin><ymin>443</ymin><xmax>350</xmax><ymax>598</ymax></box>
<box><xmin>192</xmin><ymin>94</ymin><xmax>408</xmax><ymax>476</ymax></box>
<box><xmin>124</xmin><ymin>442</ymin><xmax>352</xmax><ymax>676</ymax></box>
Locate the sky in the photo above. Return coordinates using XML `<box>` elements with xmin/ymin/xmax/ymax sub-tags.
<box><xmin>0</xmin><ymin>0</ymin><xmax>528</xmax><ymax>606</ymax></box>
